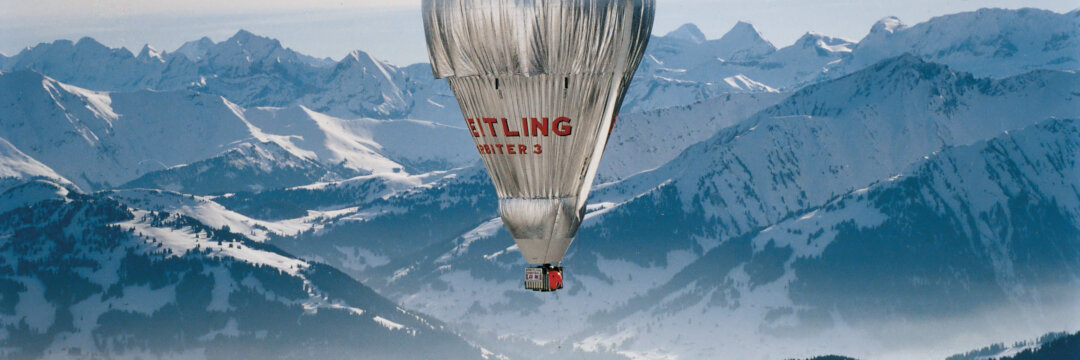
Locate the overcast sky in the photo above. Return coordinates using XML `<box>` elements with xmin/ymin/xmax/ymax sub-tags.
<box><xmin>1</xmin><ymin>0</ymin><xmax>1076</xmax><ymax>65</ymax></box>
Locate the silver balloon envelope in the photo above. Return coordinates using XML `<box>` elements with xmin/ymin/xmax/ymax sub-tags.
<box><xmin>423</xmin><ymin>0</ymin><xmax>655</xmax><ymax>264</ymax></box>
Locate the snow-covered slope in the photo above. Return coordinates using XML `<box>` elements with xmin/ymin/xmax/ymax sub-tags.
<box><xmin>646</xmin><ymin>22</ymin><xmax>777</xmax><ymax>74</ymax></box>
<box><xmin>399</xmin><ymin>63</ymin><xmax>463</xmax><ymax>126</ymax></box>
<box><xmin>0</xmin><ymin>70</ymin><xmax>473</xmax><ymax>191</ymax></box>
<box><xmin>0</xmin><ymin>136</ymin><xmax>74</xmax><ymax>193</ymax></box>
<box><xmin>619</xmin><ymin>69</ymin><xmax>779</xmax><ymax>114</ymax></box>
<box><xmin>319</xmin><ymin>57</ymin><xmax>1080</xmax><ymax>359</ymax></box>
<box><xmin>107</xmin><ymin>188</ymin><xmax>322</xmax><ymax>242</ymax></box>
<box><xmin>0</xmin><ymin>191</ymin><xmax>486</xmax><ymax>359</ymax></box>
<box><xmin>0</xmin><ymin>179</ymin><xmax>72</xmax><ymax>215</ymax></box>
<box><xmin>2</xmin><ymin>8</ymin><xmax>1076</xmax><ymax>359</ymax></box>
<box><xmin>948</xmin><ymin>331</ymin><xmax>1080</xmax><ymax>360</ymax></box>
<box><xmin>120</xmin><ymin>141</ymin><xmax>339</xmax><ymax>195</ymax></box>
<box><xmin>300</xmin><ymin>50</ymin><xmax>409</xmax><ymax>119</ymax></box>
<box><xmin>2</xmin><ymin>37</ymin><xmax>193</xmax><ymax>92</ymax></box>
<box><xmin>601</xmin><ymin>55</ymin><xmax>1080</xmax><ymax>213</ymax></box>
<box><xmin>239</xmin><ymin>105</ymin><xmax>474</xmax><ymax>174</ymax></box>
<box><xmin>5</xmin><ymin>8</ymin><xmax>1076</xmax><ymax>121</ymax></box>
<box><xmin>2</xmin><ymin>31</ymin><xmax>441</xmax><ymax>122</ymax></box>
<box><xmin>253</xmin><ymin>165</ymin><xmax>498</xmax><ymax>271</ymax></box>
<box><xmin>850</xmin><ymin>8</ymin><xmax>1080</xmax><ymax>77</ymax></box>
<box><xmin>576</xmin><ymin>118</ymin><xmax>1080</xmax><ymax>359</ymax></box>
<box><xmin>173</xmin><ymin>36</ymin><xmax>215</xmax><ymax>62</ymax></box>
<box><xmin>683</xmin><ymin>31</ymin><xmax>856</xmax><ymax>90</ymax></box>
<box><xmin>0</xmin><ymin>70</ymin><xmax>253</xmax><ymax>189</ymax></box>
<box><xmin>640</xmin><ymin>8</ymin><xmax>1079</xmax><ymax>93</ymax></box>
<box><xmin>622</xmin><ymin>22</ymin><xmax>781</xmax><ymax>113</ymax></box>
<box><xmin>597</xmin><ymin>91</ymin><xmax>788</xmax><ymax>182</ymax></box>
<box><xmin>250</xmin><ymin>55</ymin><xmax>1080</xmax><ymax>286</ymax></box>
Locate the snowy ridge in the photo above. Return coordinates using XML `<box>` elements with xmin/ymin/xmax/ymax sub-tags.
<box><xmin>356</xmin><ymin>56</ymin><xmax>1080</xmax><ymax>360</ymax></box>
<box><xmin>0</xmin><ymin>70</ymin><xmax>474</xmax><ymax>191</ymax></box>
<box><xmin>0</xmin><ymin>7</ymin><xmax>1076</xmax><ymax>359</ymax></box>
<box><xmin>120</xmin><ymin>141</ymin><xmax>339</xmax><ymax>195</ymax></box>
<box><xmin>636</xmin><ymin>8</ymin><xmax>1078</xmax><ymax>94</ymax></box>
<box><xmin>5</xmin><ymin>8</ymin><xmax>1072</xmax><ymax>123</ymax></box>
<box><xmin>0</xmin><ymin>179</ymin><xmax>72</xmax><ymax>214</ymax></box>
<box><xmin>598</xmin><ymin>91</ymin><xmax>787</xmax><ymax>182</ymax></box>
<box><xmin>108</xmin><ymin>189</ymin><xmax>313</xmax><ymax>242</ymax></box>
<box><xmin>851</xmin><ymin>8</ymin><xmax>1080</xmax><ymax>77</ymax></box>
<box><xmin>1</xmin><ymin>30</ymin><xmax>460</xmax><ymax>122</ymax></box>
<box><xmin>596</xmin><ymin>55</ymin><xmax>1080</xmax><ymax>223</ymax></box>
<box><xmin>0</xmin><ymin>136</ymin><xmax>74</xmax><ymax>193</ymax></box>
<box><xmin>576</xmin><ymin>118</ymin><xmax>1080</xmax><ymax>359</ymax></box>
<box><xmin>0</xmin><ymin>190</ymin><xmax>486</xmax><ymax>359</ymax></box>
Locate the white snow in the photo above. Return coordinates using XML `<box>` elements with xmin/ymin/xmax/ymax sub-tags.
<box><xmin>119</xmin><ymin>210</ymin><xmax>308</xmax><ymax>275</ymax></box>
<box><xmin>437</xmin><ymin>217</ymin><xmax>503</xmax><ymax>263</ymax></box>
<box><xmin>109</xmin><ymin>189</ymin><xmax>308</xmax><ymax>241</ymax></box>
<box><xmin>8</xmin><ymin>277</ymin><xmax>55</xmax><ymax>332</ymax></box>
<box><xmin>374</xmin><ymin>316</ymin><xmax>405</xmax><ymax>331</ymax></box>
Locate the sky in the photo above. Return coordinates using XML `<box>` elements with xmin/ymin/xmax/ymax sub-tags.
<box><xmin>1</xmin><ymin>0</ymin><xmax>1076</xmax><ymax>66</ymax></box>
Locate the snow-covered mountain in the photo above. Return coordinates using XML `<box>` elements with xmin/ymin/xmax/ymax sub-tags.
<box><xmin>0</xmin><ymin>70</ymin><xmax>474</xmax><ymax>191</ymax></box>
<box><xmin>682</xmin><ymin>31</ymin><xmax>856</xmax><ymax>90</ymax></box>
<box><xmin>0</xmin><ymin>31</ymin><xmax>456</xmax><ymax>122</ymax></box>
<box><xmin>622</xmin><ymin>22</ymin><xmax>782</xmax><ymax>113</ymax></box>
<box><xmin>849</xmin><ymin>8</ymin><xmax>1080</xmax><ymax>77</ymax></box>
<box><xmin>174</xmin><ymin>36</ymin><xmax>215</xmax><ymax>62</ymax></box>
<box><xmin>595</xmin><ymin>55</ymin><xmax>1080</xmax><ymax>236</ymax></box>
<box><xmin>1</xmin><ymin>37</ymin><xmax>192</xmax><ymax>92</ymax></box>
<box><xmin>597</xmin><ymin>91</ymin><xmax>788</xmax><ymax>182</ymax></box>
<box><xmin>0</xmin><ymin>70</ymin><xmax>253</xmax><ymax>190</ymax></box>
<box><xmin>0</xmin><ymin>137</ymin><xmax>74</xmax><ymax>194</ymax></box>
<box><xmin>638</xmin><ymin>8</ymin><xmax>1079</xmax><ymax>93</ymax></box>
<box><xmin>228</xmin><ymin>54</ymin><xmax>1080</xmax><ymax>282</ymax></box>
<box><xmin>575</xmin><ymin>117</ymin><xmax>1080</xmax><ymax>359</ymax></box>
<box><xmin>275</xmin><ymin>56</ymin><xmax>1080</xmax><ymax>359</ymax></box>
<box><xmin>0</xmin><ymin>188</ymin><xmax>486</xmax><ymax>359</ymax></box>
<box><xmin>197</xmin><ymin>29</ymin><xmax>334</xmax><ymax>71</ymax></box>
<box><xmin>300</xmin><ymin>50</ymin><xmax>409</xmax><ymax>119</ymax></box>
<box><xmin>1</xmin><ymin>7</ymin><xmax>1077</xmax><ymax>359</ymax></box>
<box><xmin>647</xmin><ymin>22</ymin><xmax>777</xmax><ymax>73</ymax></box>
<box><xmin>373</xmin><ymin>115</ymin><xmax>1080</xmax><ymax>359</ymax></box>
<box><xmin>120</xmin><ymin>141</ymin><xmax>339</xmax><ymax>195</ymax></box>
<box><xmin>6</xmin><ymin>8</ymin><xmax>1072</xmax><ymax>122</ymax></box>
<box><xmin>947</xmin><ymin>330</ymin><xmax>1079</xmax><ymax>360</ymax></box>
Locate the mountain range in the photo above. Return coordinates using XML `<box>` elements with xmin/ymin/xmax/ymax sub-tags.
<box><xmin>350</xmin><ymin>54</ymin><xmax>1080</xmax><ymax>359</ymax></box>
<box><xmin>0</xmin><ymin>7</ymin><xmax>1077</xmax><ymax>360</ymax></box>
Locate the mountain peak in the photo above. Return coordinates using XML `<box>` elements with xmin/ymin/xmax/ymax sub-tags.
<box><xmin>231</xmin><ymin>29</ymin><xmax>256</xmax><ymax>39</ymax></box>
<box><xmin>227</xmin><ymin>29</ymin><xmax>279</xmax><ymax>47</ymax></box>
<box><xmin>224</xmin><ymin>30</ymin><xmax>286</xmax><ymax>54</ymax></box>
<box><xmin>795</xmin><ymin>31</ymin><xmax>825</xmax><ymax>44</ymax></box>
<box><xmin>870</xmin><ymin>16</ymin><xmax>906</xmax><ymax>35</ymax></box>
<box><xmin>343</xmin><ymin>50</ymin><xmax>374</xmax><ymax>64</ymax></box>
<box><xmin>794</xmin><ymin>32</ymin><xmax>855</xmax><ymax>53</ymax></box>
<box><xmin>665</xmin><ymin>23</ymin><xmax>707</xmax><ymax>43</ymax></box>
<box><xmin>174</xmin><ymin>36</ymin><xmax>214</xmax><ymax>61</ymax></box>
<box><xmin>730</xmin><ymin>21</ymin><xmax>758</xmax><ymax>34</ymax></box>
<box><xmin>136</xmin><ymin>44</ymin><xmax>165</xmax><ymax>62</ymax></box>
<box><xmin>74</xmin><ymin>37</ymin><xmax>107</xmax><ymax>50</ymax></box>
<box><xmin>718</xmin><ymin>21</ymin><xmax>770</xmax><ymax>46</ymax></box>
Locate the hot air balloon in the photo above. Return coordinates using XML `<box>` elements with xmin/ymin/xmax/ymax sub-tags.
<box><xmin>423</xmin><ymin>0</ymin><xmax>654</xmax><ymax>291</ymax></box>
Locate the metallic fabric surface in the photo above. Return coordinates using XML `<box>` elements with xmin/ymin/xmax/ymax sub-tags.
<box><xmin>423</xmin><ymin>0</ymin><xmax>654</xmax><ymax>264</ymax></box>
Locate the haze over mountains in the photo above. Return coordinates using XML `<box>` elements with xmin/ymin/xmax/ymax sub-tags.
<box><xmin>0</xmin><ymin>7</ymin><xmax>1077</xmax><ymax>360</ymax></box>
